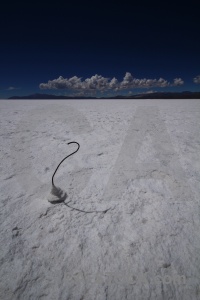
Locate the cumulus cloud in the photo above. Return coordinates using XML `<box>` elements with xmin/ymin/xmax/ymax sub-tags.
<box><xmin>39</xmin><ymin>72</ymin><xmax>184</xmax><ymax>93</ymax></box>
<box><xmin>193</xmin><ymin>75</ymin><xmax>200</xmax><ymax>84</ymax></box>
<box><xmin>84</xmin><ymin>74</ymin><xmax>110</xmax><ymax>90</ymax></box>
<box><xmin>39</xmin><ymin>76</ymin><xmax>72</xmax><ymax>89</ymax></box>
<box><xmin>172</xmin><ymin>78</ymin><xmax>184</xmax><ymax>86</ymax></box>
<box><xmin>108</xmin><ymin>77</ymin><xmax>119</xmax><ymax>90</ymax></box>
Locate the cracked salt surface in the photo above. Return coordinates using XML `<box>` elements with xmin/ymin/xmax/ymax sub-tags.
<box><xmin>0</xmin><ymin>99</ymin><xmax>200</xmax><ymax>300</ymax></box>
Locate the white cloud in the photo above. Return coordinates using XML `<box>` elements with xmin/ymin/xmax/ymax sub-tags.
<box><xmin>7</xmin><ymin>86</ymin><xmax>20</xmax><ymax>91</ymax></box>
<box><xmin>84</xmin><ymin>74</ymin><xmax>110</xmax><ymax>90</ymax></box>
<box><xmin>193</xmin><ymin>75</ymin><xmax>200</xmax><ymax>84</ymax></box>
<box><xmin>39</xmin><ymin>72</ymin><xmax>184</xmax><ymax>93</ymax></box>
<box><xmin>172</xmin><ymin>78</ymin><xmax>184</xmax><ymax>86</ymax></box>
<box><xmin>108</xmin><ymin>77</ymin><xmax>119</xmax><ymax>90</ymax></box>
<box><xmin>119</xmin><ymin>73</ymin><xmax>170</xmax><ymax>89</ymax></box>
<box><xmin>141</xmin><ymin>90</ymin><xmax>157</xmax><ymax>94</ymax></box>
<box><xmin>120</xmin><ymin>72</ymin><xmax>134</xmax><ymax>89</ymax></box>
<box><xmin>39</xmin><ymin>76</ymin><xmax>72</xmax><ymax>89</ymax></box>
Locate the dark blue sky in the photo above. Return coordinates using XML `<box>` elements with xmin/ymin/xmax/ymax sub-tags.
<box><xmin>1</xmin><ymin>0</ymin><xmax>200</xmax><ymax>98</ymax></box>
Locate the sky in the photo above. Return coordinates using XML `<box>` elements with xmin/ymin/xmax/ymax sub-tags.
<box><xmin>1</xmin><ymin>0</ymin><xmax>200</xmax><ymax>98</ymax></box>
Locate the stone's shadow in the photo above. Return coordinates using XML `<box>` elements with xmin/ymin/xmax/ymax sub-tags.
<box><xmin>47</xmin><ymin>185</ymin><xmax>67</xmax><ymax>204</ymax></box>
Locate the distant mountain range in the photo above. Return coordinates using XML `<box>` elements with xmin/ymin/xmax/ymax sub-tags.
<box><xmin>8</xmin><ymin>93</ymin><xmax>94</xmax><ymax>99</ymax></box>
<box><xmin>8</xmin><ymin>91</ymin><xmax>200</xmax><ymax>99</ymax></box>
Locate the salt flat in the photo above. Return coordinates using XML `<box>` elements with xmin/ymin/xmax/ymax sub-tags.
<box><xmin>0</xmin><ymin>99</ymin><xmax>200</xmax><ymax>300</ymax></box>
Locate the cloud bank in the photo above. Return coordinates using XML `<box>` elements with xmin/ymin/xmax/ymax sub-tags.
<box><xmin>193</xmin><ymin>75</ymin><xmax>200</xmax><ymax>84</ymax></box>
<box><xmin>39</xmin><ymin>72</ymin><xmax>184</xmax><ymax>93</ymax></box>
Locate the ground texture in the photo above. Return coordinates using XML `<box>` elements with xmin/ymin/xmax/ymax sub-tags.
<box><xmin>0</xmin><ymin>99</ymin><xmax>200</xmax><ymax>300</ymax></box>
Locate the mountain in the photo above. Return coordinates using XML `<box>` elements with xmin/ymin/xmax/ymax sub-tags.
<box><xmin>8</xmin><ymin>93</ymin><xmax>96</xmax><ymax>99</ymax></box>
<box><xmin>8</xmin><ymin>91</ymin><xmax>200</xmax><ymax>99</ymax></box>
<box><xmin>109</xmin><ymin>91</ymin><xmax>200</xmax><ymax>99</ymax></box>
